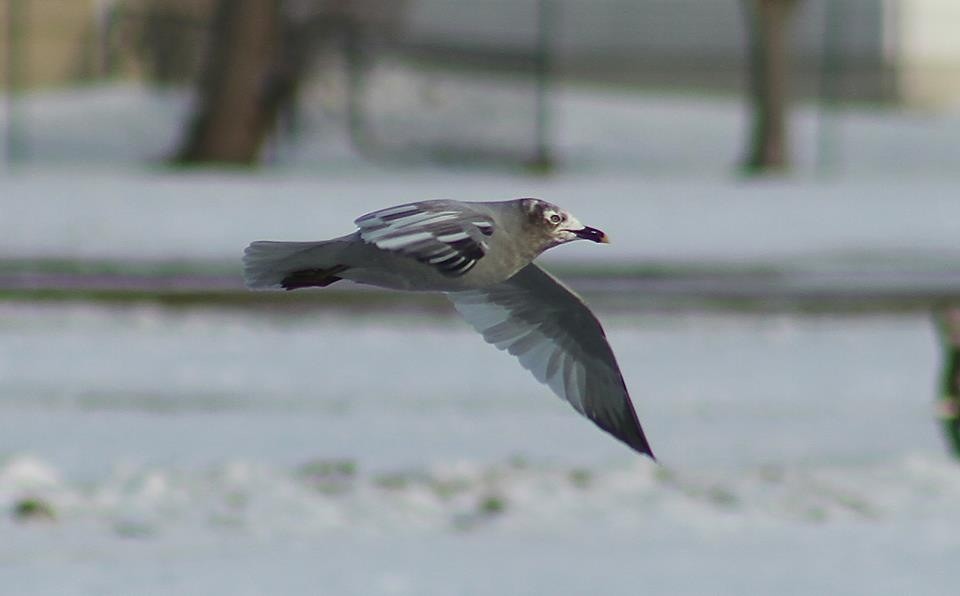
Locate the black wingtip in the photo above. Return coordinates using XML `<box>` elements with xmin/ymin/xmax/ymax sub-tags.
<box><xmin>593</xmin><ymin>405</ymin><xmax>656</xmax><ymax>461</ymax></box>
<box><xmin>621</xmin><ymin>425</ymin><xmax>656</xmax><ymax>461</ymax></box>
<box><xmin>619</xmin><ymin>388</ymin><xmax>656</xmax><ymax>460</ymax></box>
<box><xmin>597</xmin><ymin>422</ymin><xmax>655</xmax><ymax>461</ymax></box>
<box><xmin>635</xmin><ymin>438</ymin><xmax>657</xmax><ymax>462</ymax></box>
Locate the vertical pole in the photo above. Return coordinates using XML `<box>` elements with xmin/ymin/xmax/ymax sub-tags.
<box><xmin>816</xmin><ymin>0</ymin><xmax>843</xmax><ymax>176</ymax></box>
<box><xmin>343</xmin><ymin>20</ymin><xmax>368</xmax><ymax>155</ymax></box>
<box><xmin>98</xmin><ymin>2</ymin><xmax>119</xmax><ymax>78</ymax></box>
<box><xmin>5</xmin><ymin>0</ymin><xmax>26</xmax><ymax>166</ymax></box>
<box><xmin>935</xmin><ymin>308</ymin><xmax>960</xmax><ymax>458</ymax></box>
<box><xmin>532</xmin><ymin>0</ymin><xmax>554</xmax><ymax>172</ymax></box>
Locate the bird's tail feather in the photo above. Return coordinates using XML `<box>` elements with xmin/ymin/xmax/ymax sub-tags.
<box><xmin>243</xmin><ymin>240</ymin><xmax>345</xmax><ymax>290</ymax></box>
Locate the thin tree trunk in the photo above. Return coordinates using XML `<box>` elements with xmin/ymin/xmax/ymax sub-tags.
<box><xmin>742</xmin><ymin>0</ymin><xmax>798</xmax><ymax>173</ymax></box>
<box><xmin>936</xmin><ymin>309</ymin><xmax>960</xmax><ymax>459</ymax></box>
<box><xmin>174</xmin><ymin>0</ymin><xmax>287</xmax><ymax>165</ymax></box>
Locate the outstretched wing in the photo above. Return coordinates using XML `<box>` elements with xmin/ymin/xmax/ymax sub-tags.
<box><xmin>355</xmin><ymin>201</ymin><xmax>495</xmax><ymax>277</ymax></box>
<box><xmin>446</xmin><ymin>263</ymin><xmax>654</xmax><ymax>458</ymax></box>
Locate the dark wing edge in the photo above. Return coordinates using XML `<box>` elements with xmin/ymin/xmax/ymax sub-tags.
<box><xmin>447</xmin><ymin>263</ymin><xmax>655</xmax><ymax>459</ymax></box>
<box><xmin>355</xmin><ymin>202</ymin><xmax>495</xmax><ymax>277</ymax></box>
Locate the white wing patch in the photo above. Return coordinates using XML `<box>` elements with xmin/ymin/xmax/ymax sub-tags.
<box><xmin>355</xmin><ymin>202</ymin><xmax>495</xmax><ymax>277</ymax></box>
<box><xmin>374</xmin><ymin>232</ymin><xmax>434</xmax><ymax>250</ymax></box>
<box><xmin>451</xmin><ymin>292</ymin><xmax>590</xmax><ymax>417</ymax></box>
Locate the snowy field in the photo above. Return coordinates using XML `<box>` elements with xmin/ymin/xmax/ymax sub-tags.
<box><xmin>3</xmin><ymin>171</ymin><xmax>960</xmax><ymax>277</ymax></box>
<box><xmin>1</xmin><ymin>303</ymin><xmax>958</xmax><ymax>595</ymax></box>
<box><xmin>2</xmin><ymin>82</ymin><xmax>960</xmax><ymax>594</ymax></box>
<box><xmin>2</xmin><ymin>85</ymin><xmax>960</xmax><ymax>272</ymax></box>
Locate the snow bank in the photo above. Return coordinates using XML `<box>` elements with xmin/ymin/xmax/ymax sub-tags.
<box><xmin>3</xmin><ymin>452</ymin><xmax>959</xmax><ymax>536</ymax></box>
<box><xmin>2</xmin><ymin>451</ymin><xmax>959</xmax><ymax>596</ymax></box>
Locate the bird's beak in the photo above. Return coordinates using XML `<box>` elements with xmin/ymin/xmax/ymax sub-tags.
<box><xmin>574</xmin><ymin>226</ymin><xmax>610</xmax><ymax>244</ymax></box>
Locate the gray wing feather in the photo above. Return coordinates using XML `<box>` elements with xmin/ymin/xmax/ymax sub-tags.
<box><xmin>355</xmin><ymin>201</ymin><xmax>494</xmax><ymax>277</ymax></box>
<box><xmin>447</xmin><ymin>263</ymin><xmax>654</xmax><ymax>458</ymax></box>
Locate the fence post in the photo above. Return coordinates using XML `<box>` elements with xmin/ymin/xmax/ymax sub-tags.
<box><xmin>343</xmin><ymin>19</ymin><xmax>370</xmax><ymax>157</ymax></box>
<box><xmin>4</xmin><ymin>0</ymin><xmax>27</xmax><ymax>166</ymax></box>
<box><xmin>97</xmin><ymin>2</ymin><xmax>120</xmax><ymax>78</ymax></box>
<box><xmin>935</xmin><ymin>308</ymin><xmax>960</xmax><ymax>458</ymax></box>
<box><xmin>816</xmin><ymin>0</ymin><xmax>843</xmax><ymax>176</ymax></box>
<box><xmin>531</xmin><ymin>0</ymin><xmax>554</xmax><ymax>172</ymax></box>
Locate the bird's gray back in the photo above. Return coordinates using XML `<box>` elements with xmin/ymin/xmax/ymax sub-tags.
<box><xmin>341</xmin><ymin>199</ymin><xmax>546</xmax><ymax>292</ymax></box>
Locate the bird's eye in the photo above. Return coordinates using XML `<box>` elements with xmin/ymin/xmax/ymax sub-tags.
<box><xmin>548</xmin><ymin>213</ymin><xmax>562</xmax><ymax>224</ymax></box>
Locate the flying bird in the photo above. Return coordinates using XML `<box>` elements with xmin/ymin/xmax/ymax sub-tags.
<box><xmin>243</xmin><ymin>198</ymin><xmax>654</xmax><ymax>458</ymax></box>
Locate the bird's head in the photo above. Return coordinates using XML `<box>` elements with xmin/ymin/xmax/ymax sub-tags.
<box><xmin>520</xmin><ymin>198</ymin><xmax>610</xmax><ymax>248</ymax></box>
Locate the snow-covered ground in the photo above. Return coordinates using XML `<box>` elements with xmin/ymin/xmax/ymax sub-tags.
<box><xmin>2</xmin><ymin>82</ymin><xmax>960</xmax><ymax>594</ymax></box>
<box><xmin>3</xmin><ymin>171</ymin><xmax>960</xmax><ymax>274</ymax></box>
<box><xmin>1</xmin><ymin>303</ymin><xmax>957</xmax><ymax>595</ymax></box>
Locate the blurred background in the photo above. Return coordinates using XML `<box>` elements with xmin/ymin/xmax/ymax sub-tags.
<box><xmin>2</xmin><ymin>1</ymin><xmax>960</xmax><ymax>594</ymax></box>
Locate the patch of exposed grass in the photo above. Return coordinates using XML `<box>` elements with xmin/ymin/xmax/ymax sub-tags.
<box><xmin>568</xmin><ymin>468</ymin><xmax>592</xmax><ymax>489</ymax></box>
<box><xmin>478</xmin><ymin>494</ymin><xmax>507</xmax><ymax>515</ymax></box>
<box><xmin>12</xmin><ymin>497</ymin><xmax>56</xmax><ymax>522</ymax></box>
<box><xmin>299</xmin><ymin>458</ymin><xmax>358</xmax><ymax>495</ymax></box>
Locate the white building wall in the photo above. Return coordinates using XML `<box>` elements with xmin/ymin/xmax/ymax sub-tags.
<box><xmin>895</xmin><ymin>0</ymin><xmax>960</xmax><ymax>107</ymax></box>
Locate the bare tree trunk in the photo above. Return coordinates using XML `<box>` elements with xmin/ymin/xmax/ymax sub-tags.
<box><xmin>174</xmin><ymin>0</ymin><xmax>289</xmax><ymax>165</ymax></box>
<box><xmin>173</xmin><ymin>0</ymin><xmax>410</xmax><ymax>166</ymax></box>
<box><xmin>741</xmin><ymin>0</ymin><xmax>798</xmax><ymax>174</ymax></box>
